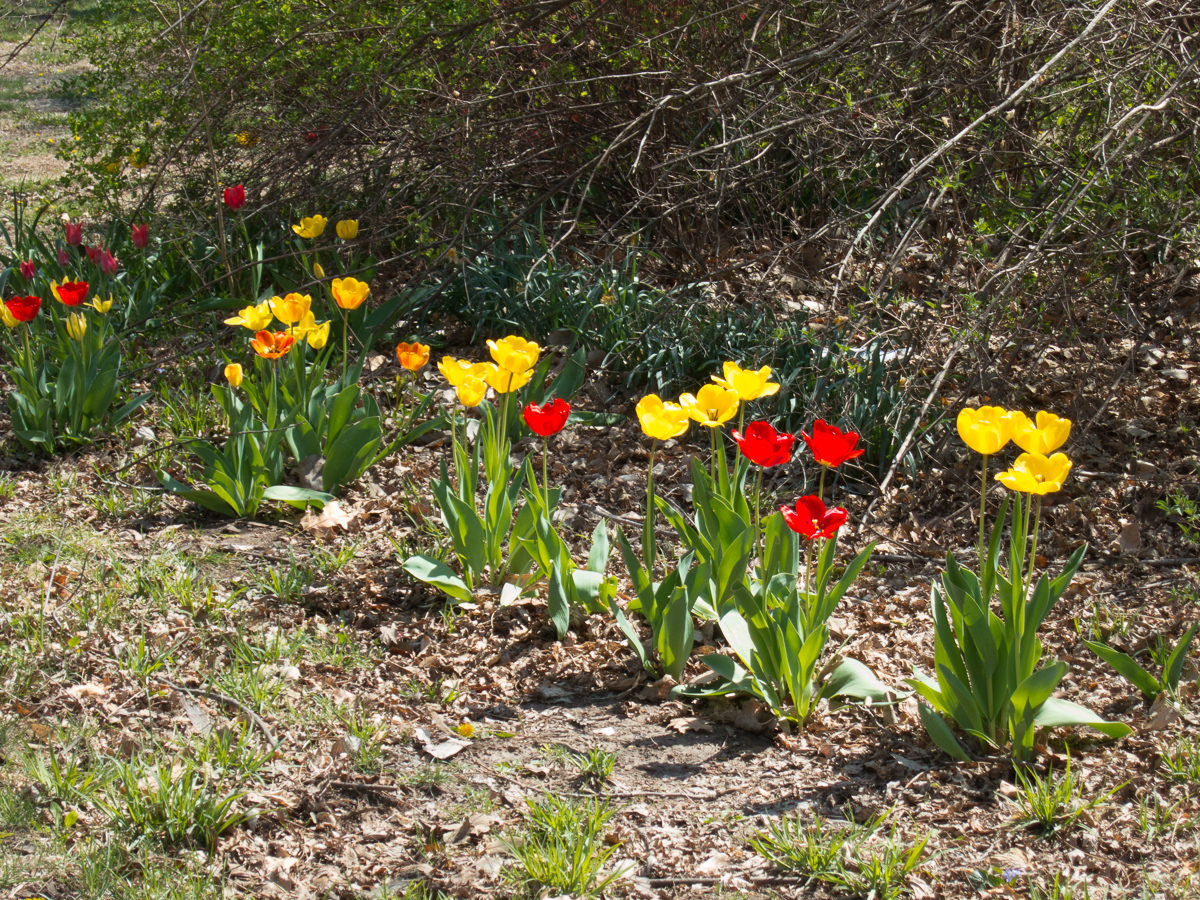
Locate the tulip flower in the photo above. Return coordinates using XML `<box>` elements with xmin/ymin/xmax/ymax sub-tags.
<box><xmin>19</xmin><ymin>260</ymin><xmax>35</xmax><ymax>280</ymax></box>
<box><xmin>487</xmin><ymin>335</ymin><xmax>540</xmax><ymax>374</ymax></box>
<box><xmin>957</xmin><ymin>406</ymin><xmax>1012</xmax><ymax>456</ymax></box>
<box><xmin>85</xmin><ymin>245</ymin><xmax>102</xmax><ymax>264</ymax></box>
<box><xmin>781</xmin><ymin>495</ymin><xmax>848</xmax><ymax>540</ymax></box>
<box><xmin>51</xmin><ymin>280</ymin><xmax>89</xmax><ymax>307</ymax></box>
<box><xmin>313</xmin><ymin>262</ymin><xmax>325</xmax><ymax>279</ymax></box>
<box><xmin>224</xmin><ymin>300</ymin><xmax>274</xmax><ymax>331</ymax></box>
<box><xmin>292</xmin><ymin>215</ymin><xmax>328</xmax><ymax>239</ymax></box>
<box><xmin>1009</xmin><ymin>410</ymin><xmax>1071</xmax><ymax>455</ymax></box>
<box><xmin>5</xmin><ymin>295</ymin><xmax>41</xmax><ymax>323</ymax></box>
<box><xmin>90</xmin><ymin>296</ymin><xmax>114</xmax><ymax>314</ymax></box>
<box><xmin>336</xmin><ymin>219</ymin><xmax>358</xmax><ymax>240</ymax></box>
<box><xmin>396</xmin><ymin>342</ymin><xmax>430</xmax><ymax>371</ymax></box>
<box><xmin>523</xmin><ymin>399</ymin><xmax>570</xmax><ymax>437</ymax></box>
<box><xmin>712</xmin><ymin>362</ymin><xmax>780</xmax><ymax>402</ymax></box>
<box><xmin>996</xmin><ymin>452</ymin><xmax>1073</xmax><ymax>496</ymax></box>
<box><xmin>802</xmin><ymin>419</ymin><xmax>865</xmax><ymax>468</ymax></box>
<box><xmin>250</xmin><ymin>330</ymin><xmax>296</xmax><ymax>360</ymax></box>
<box><xmin>331</xmin><ymin>277</ymin><xmax>370</xmax><ymax>310</ymax></box>
<box><xmin>636</xmin><ymin>394</ymin><xmax>690</xmax><ymax>441</ymax></box>
<box><xmin>439</xmin><ymin>356</ymin><xmax>477</xmax><ymax>387</ymax></box>
<box><xmin>57</xmin><ymin>248</ymin><xmax>69</xmax><ymax>267</ymax></box>
<box><xmin>65</xmin><ymin>312</ymin><xmax>87</xmax><ymax>341</ymax></box>
<box><xmin>268</xmin><ymin>292</ymin><xmax>312</xmax><ymax>325</ymax></box>
<box><xmin>64</xmin><ymin>220</ymin><xmax>83</xmax><ymax>246</ymax></box>
<box><xmin>456</xmin><ymin>374</ymin><xmax>487</xmax><ymax>407</ymax></box>
<box><xmin>131</xmin><ymin>223</ymin><xmax>149</xmax><ymax>249</ymax></box>
<box><xmin>483</xmin><ymin>362</ymin><xmax>532</xmax><ymax>394</ymax></box>
<box><xmin>224</xmin><ymin>363</ymin><xmax>243</xmax><ymax>388</ymax></box>
<box><xmin>99</xmin><ymin>250</ymin><xmax>120</xmax><ymax>275</ymax></box>
<box><xmin>679</xmin><ymin>384</ymin><xmax>740</xmax><ymax>429</ymax></box>
<box><xmin>223</xmin><ymin>184</ymin><xmax>246</xmax><ymax>210</ymax></box>
<box><xmin>732</xmin><ymin>421</ymin><xmax>795</xmax><ymax>467</ymax></box>
<box><xmin>0</xmin><ymin>303</ymin><xmax>17</xmax><ymax>328</ymax></box>
<box><xmin>288</xmin><ymin>311</ymin><xmax>330</xmax><ymax>349</ymax></box>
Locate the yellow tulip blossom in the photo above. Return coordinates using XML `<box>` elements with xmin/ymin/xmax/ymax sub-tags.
<box><xmin>956</xmin><ymin>406</ymin><xmax>1012</xmax><ymax>456</ymax></box>
<box><xmin>269</xmin><ymin>292</ymin><xmax>312</xmax><ymax>325</ymax></box>
<box><xmin>679</xmin><ymin>384</ymin><xmax>740</xmax><ymax>428</ymax></box>
<box><xmin>66</xmin><ymin>313</ymin><xmax>87</xmax><ymax>341</ymax></box>
<box><xmin>482</xmin><ymin>361</ymin><xmax>532</xmax><ymax>394</ymax></box>
<box><xmin>456</xmin><ymin>375</ymin><xmax>488</xmax><ymax>408</ymax></box>
<box><xmin>224</xmin><ymin>300</ymin><xmax>274</xmax><ymax>331</ymax></box>
<box><xmin>289</xmin><ymin>311</ymin><xmax>330</xmax><ymax>349</ymax></box>
<box><xmin>636</xmin><ymin>394</ymin><xmax>690</xmax><ymax>441</ymax></box>
<box><xmin>331</xmin><ymin>277</ymin><xmax>370</xmax><ymax>310</ymax></box>
<box><xmin>439</xmin><ymin>356</ymin><xmax>477</xmax><ymax>387</ymax></box>
<box><xmin>224</xmin><ymin>363</ymin><xmax>243</xmax><ymax>387</ymax></box>
<box><xmin>336</xmin><ymin>219</ymin><xmax>358</xmax><ymax>240</ymax></box>
<box><xmin>995</xmin><ymin>452</ymin><xmax>1073</xmax><ymax>495</ymax></box>
<box><xmin>313</xmin><ymin>262</ymin><xmax>325</xmax><ymax>279</ymax></box>
<box><xmin>292</xmin><ymin>215</ymin><xmax>328</xmax><ymax>239</ymax></box>
<box><xmin>90</xmin><ymin>296</ymin><xmax>114</xmax><ymax>314</ymax></box>
<box><xmin>712</xmin><ymin>362</ymin><xmax>779</xmax><ymax>401</ymax></box>
<box><xmin>0</xmin><ymin>303</ymin><xmax>18</xmax><ymax>328</ymax></box>
<box><xmin>1009</xmin><ymin>410</ymin><xmax>1071</xmax><ymax>455</ymax></box>
<box><xmin>487</xmin><ymin>335</ymin><xmax>540</xmax><ymax>374</ymax></box>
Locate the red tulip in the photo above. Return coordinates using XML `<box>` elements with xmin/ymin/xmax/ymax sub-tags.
<box><xmin>223</xmin><ymin>184</ymin><xmax>246</xmax><ymax>210</ymax></box>
<box><xmin>5</xmin><ymin>295</ymin><xmax>41</xmax><ymax>322</ymax></box>
<box><xmin>100</xmin><ymin>250</ymin><xmax>120</xmax><ymax>275</ymax></box>
<box><xmin>19</xmin><ymin>260</ymin><xmax>35</xmax><ymax>280</ymax></box>
<box><xmin>523</xmin><ymin>399</ymin><xmax>571</xmax><ymax>437</ymax></box>
<box><xmin>131</xmin><ymin>223</ymin><xmax>149</xmax><ymax>249</ymax></box>
<box><xmin>732</xmin><ymin>421</ymin><xmax>795</xmax><ymax>467</ymax></box>
<box><xmin>802</xmin><ymin>419</ymin><xmax>865</xmax><ymax>468</ymax></box>
<box><xmin>780</xmin><ymin>495</ymin><xmax>847</xmax><ymax>540</ymax></box>
<box><xmin>85</xmin><ymin>244</ymin><xmax>102</xmax><ymax>264</ymax></box>
<box><xmin>57</xmin><ymin>248</ymin><xmax>69</xmax><ymax>267</ymax></box>
<box><xmin>52</xmin><ymin>280</ymin><xmax>89</xmax><ymax>306</ymax></box>
<box><xmin>64</xmin><ymin>220</ymin><xmax>82</xmax><ymax>246</ymax></box>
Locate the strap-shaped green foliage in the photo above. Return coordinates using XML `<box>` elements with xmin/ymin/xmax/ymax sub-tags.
<box><xmin>909</xmin><ymin>495</ymin><xmax>1131</xmax><ymax>761</ymax></box>
<box><xmin>1084</xmin><ymin>622</ymin><xmax>1198</xmax><ymax>701</ymax></box>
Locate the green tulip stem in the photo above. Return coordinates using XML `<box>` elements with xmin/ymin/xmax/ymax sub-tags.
<box><xmin>709</xmin><ymin>427</ymin><xmax>718</xmax><ymax>481</ymax></box>
<box><xmin>542</xmin><ymin>439</ymin><xmax>551</xmax><ymax>515</ymax></box>
<box><xmin>645</xmin><ymin>442</ymin><xmax>658</xmax><ymax>575</ymax></box>
<box><xmin>339</xmin><ymin>306</ymin><xmax>349</xmax><ymax>383</ymax></box>
<box><xmin>20</xmin><ymin>324</ymin><xmax>35</xmax><ymax>389</ymax></box>
<box><xmin>978</xmin><ymin>455</ymin><xmax>989</xmax><ymax>567</ymax></box>
<box><xmin>754</xmin><ymin>465</ymin><xmax>764</xmax><ymax>573</ymax></box>
<box><xmin>499</xmin><ymin>380</ymin><xmax>512</xmax><ymax>470</ymax></box>
<box><xmin>1025</xmin><ymin>496</ymin><xmax>1043</xmax><ymax>600</ymax></box>
<box><xmin>803</xmin><ymin>535</ymin><xmax>813</xmax><ymax>598</ymax></box>
<box><xmin>818</xmin><ymin>465</ymin><xmax>827</xmax><ymax>506</ymax></box>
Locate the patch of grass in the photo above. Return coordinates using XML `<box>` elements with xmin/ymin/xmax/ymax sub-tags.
<box><xmin>252</xmin><ymin>550</ymin><xmax>315</xmax><ymax>604</ymax></box>
<box><xmin>401</xmin><ymin>762</ymin><xmax>453</xmax><ymax>792</ymax></box>
<box><xmin>1009</xmin><ymin>759</ymin><xmax>1120</xmax><ymax>835</ymax></box>
<box><xmin>1161</xmin><ymin>736</ymin><xmax>1200</xmax><ymax>783</ymax></box>
<box><xmin>504</xmin><ymin>794</ymin><xmax>630</xmax><ymax>899</ymax></box>
<box><xmin>568</xmin><ymin>746</ymin><xmax>617</xmax><ymax>785</ymax></box>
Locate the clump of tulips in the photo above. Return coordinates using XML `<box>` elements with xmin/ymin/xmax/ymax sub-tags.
<box><xmin>909</xmin><ymin>406</ymin><xmax>1130</xmax><ymax>761</ymax></box>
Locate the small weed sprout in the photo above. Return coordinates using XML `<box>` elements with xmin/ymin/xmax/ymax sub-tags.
<box><xmin>1009</xmin><ymin>759</ymin><xmax>1121</xmax><ymax>835</ymax></box>
<box><xmin>1161</xmin><ymin>737</ymin><xmax>1200</xmax><ymax>783</ymax></box>
<box><xmin>505</xmin><ymin>795</ymin><xmax>630</xmax><ymax>898</ymax></box>
<box><xmin>569</xmin><ymin>746</ymin><xmax>618</xmax><ymax>784</ymax></box>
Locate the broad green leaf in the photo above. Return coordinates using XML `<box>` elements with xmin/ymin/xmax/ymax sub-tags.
<box><xmin>401</xmin><ymin>555</ymin><xmax>474</xmax><ymax>605</ymax></box>
<box><xmin>1083</xmin><ymin>639</ymin><xmax>1162</xmax><ymax>698</ymax></box>
<box><xmin>917</xmin><ymin>703</ymin><xmax>972</xmax><ymax>762</ymax></box>
<box><xmin>1033</xmin><ymin>697</ymin><xmax>1132</xmax><ymax>741</ymax></box>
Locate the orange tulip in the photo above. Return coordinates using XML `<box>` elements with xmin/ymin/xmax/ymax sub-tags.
<box><xmin>396</xmin><ymin>341</ymin><xmax>430</xmax><ymax>371</ymax></box>
<box><xmin>250</xmin><ymin>330</ymin><xmax>296</xmax><ymax>359</ymax></box>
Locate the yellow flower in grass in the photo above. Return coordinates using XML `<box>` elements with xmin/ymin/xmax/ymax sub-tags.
<box><xmin>712</xmin><ymin>362</ymin><xmax>779</xmax><ymax>401</ymax></box>
<box><xmin>224</xmin><ymin>363</ymin><xmax>243</xmax><ymax>387</ymax></box>
<box><xmin>679</xmin><ymin>384</ymin><xmax>739</xmax><ymax>428</ymax></box>
<box><xmin>1009</xmin><ymin>410</ymin><xmax>1071</xmax><ymax>455</ymax></box>
<box><xmin>0</xmin><ymin>303</ymin><xmax>18</xmax><ymax>328</ymax></box>
<box><xmin>269</xmin><ymin>292</ymin><xmax>312</xmax><ymax>326</ymax></box>
<box><xmin>957</xmin><ymin>406</ymin><xmax>1012</xmax><ymax>456</ymax></box>
<box><xmin>439</xmin><ymin>356</ymin><xmax>477</xmax><ymax>387</ymax></box>
<box><xmin>90</xmin><ymin>296</ymin><xmax>113</xmax><ymax>314</ymax></box>
<box><xmin>224</xmin><ymin>300</ymin><xmax>274</xmax><ymax>331</ymax></box>
<box><xmin>636</xmin><ymin>394</ymin><xmax>690</xmax><ymax>441</ymax></box>
<box><xmin>996</xmin><ymin>452</ymin><xmax>1072</xmax><ymax>495</ymax></box>
<box><xmin>483</xmin><ymin>362</ymin><xmax>532</xmax><ymax>394</ymax></box>
<box><xmin>487</xmin><ymin>335</ymin><xmax>540</xmax><ymax>374</ymax></box>
<box><xmin>66</xmin><ymin>313</ymin><xmax>87</xmax><ymax>341</ymax></box>
<box><xmin>292</xmin><ymin>215</ymin><xmax>328</xmax><ymax>239</ymax></box>
<box><xmin>456</xmin><ymin>375</ymin><xmax>488</xmax><ymax>408</ymax></box>
<box><xmin>331</xmin><ymin>277</ymin><xmax>370</xmax><ymax>310</ymax></box>
<box><xmin>335</xmin><ymin>219</ymin><xmax>358</xmax><ymax>240</ymax></box>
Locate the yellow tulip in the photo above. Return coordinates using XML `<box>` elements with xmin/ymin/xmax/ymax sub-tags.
<box><xmin>636</xmin><ymin>394</ymin><xmax>690</xmax><ymax>441</ymax></box>
<box><xmin>336</xmin><ymin>219</ymin><xmax>358</xmax><ymax>240</ymax></box>
<box><xmin>712</xmin><ymin>362</ymin><xmax>779</xmax><ymax>401</ymax></box>
<box><xmin>313</xmin><ymin>262</ymin><xmax>325</xmax><ymax>279</ymax></box>
<box><xmin>996</xmin><ymin>452</ymin><xmax>1073</xmax><ymax>495</ymax></box>
<box><xmin>956</xmin><ymin>406</ymin><xmax>1012</xmax><ymax>455</ymax></box>
<box><xmin>224</xmin><ymin>300</ymin><xmax>274</xmax><ymax>331</ymax></box>
<box><xmin>438</xmin><ymin>356</ymin><xmax>476</xmax><ymax>387</ymax></box>
<box><xmin>224</xmin><ymin>363</ymin><xmax>243</xmax><ymax>387</ymax></box>
<box><xmin>288</xmin><ymin>312</ymin><xmax>331</xmax><ymax>349</ymax></box>
<box><xmin>66</xmin><ymin>313</ymin><xmax>87</xmax><ymax>341</ymax></box>
<box><xmin>292</xmin><ymin>215</ymin><xmax>328</xmax><ymax>239</ymax></box>
<box><xmin>331</xmin><ymin>277</ymin><xmax>370</xmax><ymax>310</ymax></box>
<box><xmin>0</xmin><ymin>304</ymin><xmax>19</xmax><ymax>328</ymax></box>
<box><xmin>482</xmin><ymin>362</ymin><xmax>532</xmax><ymax>394</ymax></box>
<box><xmin>1009</xmin><ymin>410</ymin><xmax>1071</xmax><ymax>455</ymax></box>
<box><xmin>679</xmin><ymin>384</ymin><xmax>740</xmax><ymax>428</ymax></box>
<box><xmin>456</xmin><ymin>375</ymin><xmax>488</xmax><ymax>407</ymax></box>
<box><xmin>90</xmin><ymin>296</ymin><xmax>114</xmax><ymax>314</ymax></box>
<box><xmin>487</xmin><ymin>335</ymin><xmax>540</xmax><ymax>374</ymax></box>
<box><xmin>269</xmin><ymin>292</ymin><xmax>312</xmax><ymax>325</ymax></box>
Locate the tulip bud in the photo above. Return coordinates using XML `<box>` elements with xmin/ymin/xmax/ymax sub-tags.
<box><xmin>19</xmin><ymin>259</ymin><xmax>35</xmax><ymax>280</ymax></box>
<box><xmin>64</xmin><ymin>220</ymin><xmax>83</xmax><ymax>246</ymax></box>
<box><xmin>224</xmin><ymin>363</ymin><xmax>244</xmax><ymax>388</ymax></box>
<box><xmin>223</xmin><ymin>184</ymin><xmax>246</xmax><ymax>210</ymax></box>
<box><xmin>131</xmin><ymin>223</ymin><xmax>149</xmax><ymax>249</ymax></box>
<box><xmin>57</xmin><ymin>247</ymin><xmax>69</xmax><ymax>267</ymax></box>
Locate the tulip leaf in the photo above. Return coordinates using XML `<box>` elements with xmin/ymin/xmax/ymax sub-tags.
<box><xmin>262</xmin><ymin>485</ymin><xmax>332</xmax><ymax>509</ymax></box>
<box><xmin>1032</xmin><ymin>697</ymin><xmax>1132</xmax><ymax>741</ymax></box>
<box><xmin>822</xmin><ymin>657</ymin><xmax>891</xmax><ymax>703</ymax></box>
<box><xmin>917</xmin><ymin>702</ymin><xmax>972</xmax><ymax>762</ymax></box>
<box><xmin>1083</xmin><ymin>639</ymin><xmax>1162</xmax><ymax>698</ymax></box>
<box><xmin>401</xmin><ymin>554</ymin><xmax>474</xmax><ymax>605</ymax></box>
<box><xmin>547</xmin><ymin>560</ymin><xmax>571</xmax><ymax>640</ymax></box>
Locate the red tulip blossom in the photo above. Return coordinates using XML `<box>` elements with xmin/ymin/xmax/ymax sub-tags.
<box><xmin>732</xmin><ymin>421</ymin><xmax>795</xmax><ymax>467</ymax></box>
<box><xmin>64</xmin><ymin>220</ymin><xmax>83</xmax><ymax>246</ymax></box>
<box><xmin>85</xmin><ymin>245</ymin><xmax>102</xmax><ymax>264</ymax></box>
<box><xmin>131</xmin><ymin>223</ymin><xmax>149</xmax><ymax>249</ymax></box>
<box><xmin>223</xmin><ymin>184</ymin><xmax>246</xmax><ymax>210</ymax></box>
<box><xmin>802</xmin><ymin>419</ymin><xmax>865</xmax><ymax>468</ymax></box>
<box><xmin>57</xmin><ymin>248</ymin><xmax>69</xmax><ymax>267</ymax></box>
<box><xmin>5</xmin><ymin>295</ymin><xmax>41</xmax><ymax>322</ymax></box>
<box><xmin>100</xmin><ymin>250</ymin><xmax>120</xmax><ymax>275</ymax></box>
<box><xmin>523</xmin><ymin>399</ymin><xmax>571</xmax><ymax>437</ymax></box>
<box><xmin>19</xmin><ymin>260</ymin><xmax>35</xmax><ymax>280</ymax></box>
<box><xmin>52</xmin><ymin>280</ymin><xmax>89</xmax><ymax>306</ymax></box>
<box><xmin>780</xmin><ymin>495</ymin><xmax>848</xmax><ymax>540</ymax></box>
